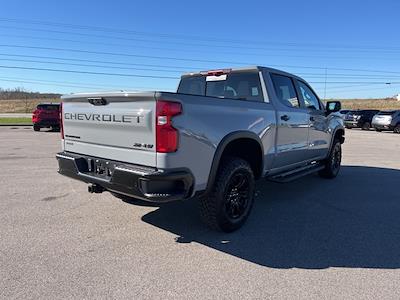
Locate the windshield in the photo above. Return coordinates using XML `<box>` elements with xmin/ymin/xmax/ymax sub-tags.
<box><xmin>178</xmin><ymin>71</ymin><xmax>263</xmax><ymax>102</ymax></box>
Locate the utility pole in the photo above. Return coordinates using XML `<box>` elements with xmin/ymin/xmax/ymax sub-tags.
<box><xmin>324</xmin><ymin>67</ymin><xmax>327</xmax><ymax>100</ymax></box>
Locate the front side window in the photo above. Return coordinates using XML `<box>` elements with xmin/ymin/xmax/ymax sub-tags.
<box><xmin>297</xmin><ymin>81</ymin><xmax>321</xmax><ymax>110</ymax></box>
<box><xmin>270</xmin><ymin>74</ymin><xmax>300</xmax><ymax>108</ymax></box>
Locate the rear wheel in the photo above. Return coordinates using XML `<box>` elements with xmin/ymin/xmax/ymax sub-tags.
<box><xmin>362</xmin><ymin>122</ymin><xmax>371</xmax><ymax>130</ymax></box>
<box><xmin>33</xmin><ymin>125</ymin><xmax>40</xmax><ymax>131</ymax></box>
<box><xmin>394</xmin><ymin>125</ymin><xmax>400</xmax><ymax>134</ymax></box>
<box><xmin>319</xmin><ymin>138</ymin><xmax>342</xmax><ymax>179</ymax></box>
<box><xmin>345</xmin><ymin>126</ymin><xmax>352</xmax><ymax>129</ymax></box>
<box><xmin>375</xmin><ymin>128</ymin><xmax>382</xmax><ymax>132</ymax></box>
<box><xmin>199</xmin><ymin>157</ymin><xmax>255</xmax><ymax>232</ymax></box>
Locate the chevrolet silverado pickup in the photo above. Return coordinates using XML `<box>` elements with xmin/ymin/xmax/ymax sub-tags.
<box><xmin>56</xmin><ymin>66</ymin><xmax>344</xmax><ymax>232</ymax></box>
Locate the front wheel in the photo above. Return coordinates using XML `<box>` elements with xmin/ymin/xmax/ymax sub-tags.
<box><xmin>33</xmin><ymin>125</ymin><xmax>40</xmax><ymax>131</ymax></box>
<box><xmin>394</xmin><ymin>125</ymin><xmax>400</xmax><ymax>134</ymax></box>
<box><xmin>319</xmin><ymin>139</ymin><xmax>342</xmax><ymax>179</ymax></box>
<box><xmin>199</xmin><ymin>157</ymin><xmax>255</xmax><ymax>232</ymax></box>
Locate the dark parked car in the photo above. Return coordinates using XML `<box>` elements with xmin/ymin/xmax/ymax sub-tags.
<box><xmin>32</xmin><ymin>103</ymin><xmax>61</xmax><ymax>131</ymax></box>
<box><xmin>344</xmin><ymin>109</ymin><xmax>379</xmax><ymax>130</ymax></box>
<box><xmin>372</xmin><ymin>110</ymin><xmax>400</xmax><ymax>133</ymax></box>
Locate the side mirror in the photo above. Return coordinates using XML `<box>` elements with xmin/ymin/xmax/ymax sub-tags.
<box><xmin>326</xmin><ymin>101</ymin><xmax>341</xmax><ymax>114</ymax></box>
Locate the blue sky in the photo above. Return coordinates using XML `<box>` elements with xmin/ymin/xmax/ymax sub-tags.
<box><xmin>0</xmin><ymin>0</ymin><xmax>400</xmax><ymax>98</ymax></box>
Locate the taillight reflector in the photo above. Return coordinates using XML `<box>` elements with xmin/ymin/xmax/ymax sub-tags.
<box><xmin>60</xmin><ymin>102</ymin><xmax>64</xmax><ymax>139</ymax></box>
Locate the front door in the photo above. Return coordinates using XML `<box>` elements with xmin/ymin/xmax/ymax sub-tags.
<box><xmin>295</xmin><ymin>80</ymin><xmax>330</xmax><ymax>160</ymax></box>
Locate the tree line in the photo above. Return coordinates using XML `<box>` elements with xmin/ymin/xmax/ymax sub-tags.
<box><xmin>0</xmin><ymin>88</ymin><xmax>61</xmax><ymax>100</ymax></box>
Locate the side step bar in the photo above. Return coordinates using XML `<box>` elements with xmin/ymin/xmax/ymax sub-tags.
<box><xmin>268</xmin><ymin>163</ymin><xmax>325</xmax><ymax>183</ymax></box>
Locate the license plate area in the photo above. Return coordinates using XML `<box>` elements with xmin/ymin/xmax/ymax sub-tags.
<box><xmin>86</xmin><ymin>158</ymin><xmax>117</xmax><ymax>179</ymax></box>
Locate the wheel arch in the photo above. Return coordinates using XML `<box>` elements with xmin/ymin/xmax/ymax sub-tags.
<box><xmin>204</xmin><ymin>131</ymin><xmax>264</xmax><ymax>195</ymax></box>
<box><xmin>328</xmin><ymin>127</ymin><xmax>345</xmax><ymax>154</ymax></box>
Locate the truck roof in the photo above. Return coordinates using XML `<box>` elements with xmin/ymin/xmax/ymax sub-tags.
<box><xmin>182</xmin><ymin>65</ymin><xmax>306</xmax><ymax>82</ymax></box>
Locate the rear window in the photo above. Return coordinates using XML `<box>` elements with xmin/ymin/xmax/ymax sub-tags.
<box><xmin>37</xmin><ymin>104</ymin><xmax>60</xmax><ymax>111</ymax></box>
<box><xmin>177</xmin><ymin>71</ymin><xmax>263</xmax><ymax>102</ymax></box>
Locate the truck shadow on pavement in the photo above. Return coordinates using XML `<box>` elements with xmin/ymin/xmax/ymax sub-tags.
<box><xmin>140</xmin><ymin>166</ymin><xmax>400</xmax><ymax>269</ymax></box>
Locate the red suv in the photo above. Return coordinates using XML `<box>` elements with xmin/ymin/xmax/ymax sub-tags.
<box><xmin>32</xmin><ymin>103</ymin><xmax>61</xmax><ymax>131</ymax></box>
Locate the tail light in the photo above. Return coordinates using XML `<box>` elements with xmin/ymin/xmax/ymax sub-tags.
<box><xmin>60</xmin><ymin>102</ymin><xmax>64</xmax><ymax>139</ymax></box>
<box><xmin>32</xmin><ymin>109</ymin><xmax>39</xmax><ymax>123</ymax></box>
<box><xmin>156</xmin><ymin>100</ymin><xmax>182</xmax><ymax>153</ymax></box>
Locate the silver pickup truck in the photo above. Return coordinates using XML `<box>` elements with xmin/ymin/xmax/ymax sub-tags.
<box><xmin>56</xmin><ymin>66</ymin><xmax>344</xmax><ymax>232</ymax></box>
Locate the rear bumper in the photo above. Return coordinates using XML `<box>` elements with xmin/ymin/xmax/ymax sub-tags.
<box><xmin>33</xmin><ymin>119</ymin><xmax>60</xmax><ymax>127</ymax></box>
<box><xmin>56</xmin><ymin>152</ymin><xmax>194</xmax><ymax>202</ymax></box>
<box><xmin>372</xmin><ymin>123</ymin><xmax>393</xmax><ymax>131</ymax></box>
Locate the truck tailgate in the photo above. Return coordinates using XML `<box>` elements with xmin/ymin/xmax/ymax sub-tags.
<box><xmin>62</xmin><ymin>92</ymin><xmax>156</xmax><ymax>167</ymax></box>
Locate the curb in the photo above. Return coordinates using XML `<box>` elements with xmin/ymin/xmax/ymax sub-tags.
<box><xmin>0</xmin><ymin>124</ymin><xmax>33</xmax><ymax>126</ymax></box>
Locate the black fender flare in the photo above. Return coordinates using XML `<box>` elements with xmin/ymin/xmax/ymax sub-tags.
<box><xmin>203</xmin><ymin>131</ymin><xmax>264</xmax><ymax>195</ymax></box>
<box><xmin>328</xmin><ymin>127</ymin><xmax>345</xmax><ymax>153</ymax></box>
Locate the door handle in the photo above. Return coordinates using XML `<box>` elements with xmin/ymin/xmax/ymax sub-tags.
<box><xmin>281</xmin><ymin>115</ymin><xmax>290</xmax><ymax>122</ymax></box>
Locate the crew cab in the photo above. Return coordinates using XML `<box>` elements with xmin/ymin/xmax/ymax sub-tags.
<box><xmin>32</xmin><ymin>103</ymin><xmax>61</xmax><ymax>131</ymax></box>
<box><xmin>56</xmin><ymin>66</ymin><xmax>344</xmax><ymax>232</ymax></box>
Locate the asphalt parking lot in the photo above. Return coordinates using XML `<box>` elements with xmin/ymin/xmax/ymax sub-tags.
<box><xmin>1</xmin><ymin>127</ymin><xmax>400</xmax><ymax>299</ymax></box>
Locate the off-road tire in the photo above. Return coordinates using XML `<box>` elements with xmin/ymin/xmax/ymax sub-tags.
<box><xmin>318</xmin><ymin>138</ymin><xmax>342</xmax><ymax>179</ymax></box>
<box><xmin>394</xmin><ymin>125</ymin><xmax>400</xmax><ymax>134</ymax></box>
<box><xmin>199</xmin><ymin>157</ymin><xmax>255</xmax><ymax>232</ymax></box>
<box><xmin>362</xmin><ymin>122</ymin><xmax>371</xmax><ymax>130</ymax></box>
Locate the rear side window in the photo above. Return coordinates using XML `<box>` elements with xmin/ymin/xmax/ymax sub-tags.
<box><xmin>206</xmin><ymin>72</ymin><xmax>262</xmax><ymax>101</ymax></box>
<box><xmin>270</xmin><ymin>74</ymin><xmax>300</xmax><ymax>108</ymax></box>
<box><xmin>178</xmin><ymin>72</ymin><xmax>263</xmax><ymax>102</ymax></box>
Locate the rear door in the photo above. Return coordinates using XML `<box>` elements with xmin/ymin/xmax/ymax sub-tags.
<box><xmin>295</xmin><ymin>80</ymin><xmax>330</xmax><ymax>160</ymax></box>
<box><xmin>269</xmin><ymin>73</ymin><xmax>310</xmax><ymax>168</ymax></box>
<box><xmin>62</xmin><ymin>92</ymin><xmax>157</xmax><ymax>166</ymax></box>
